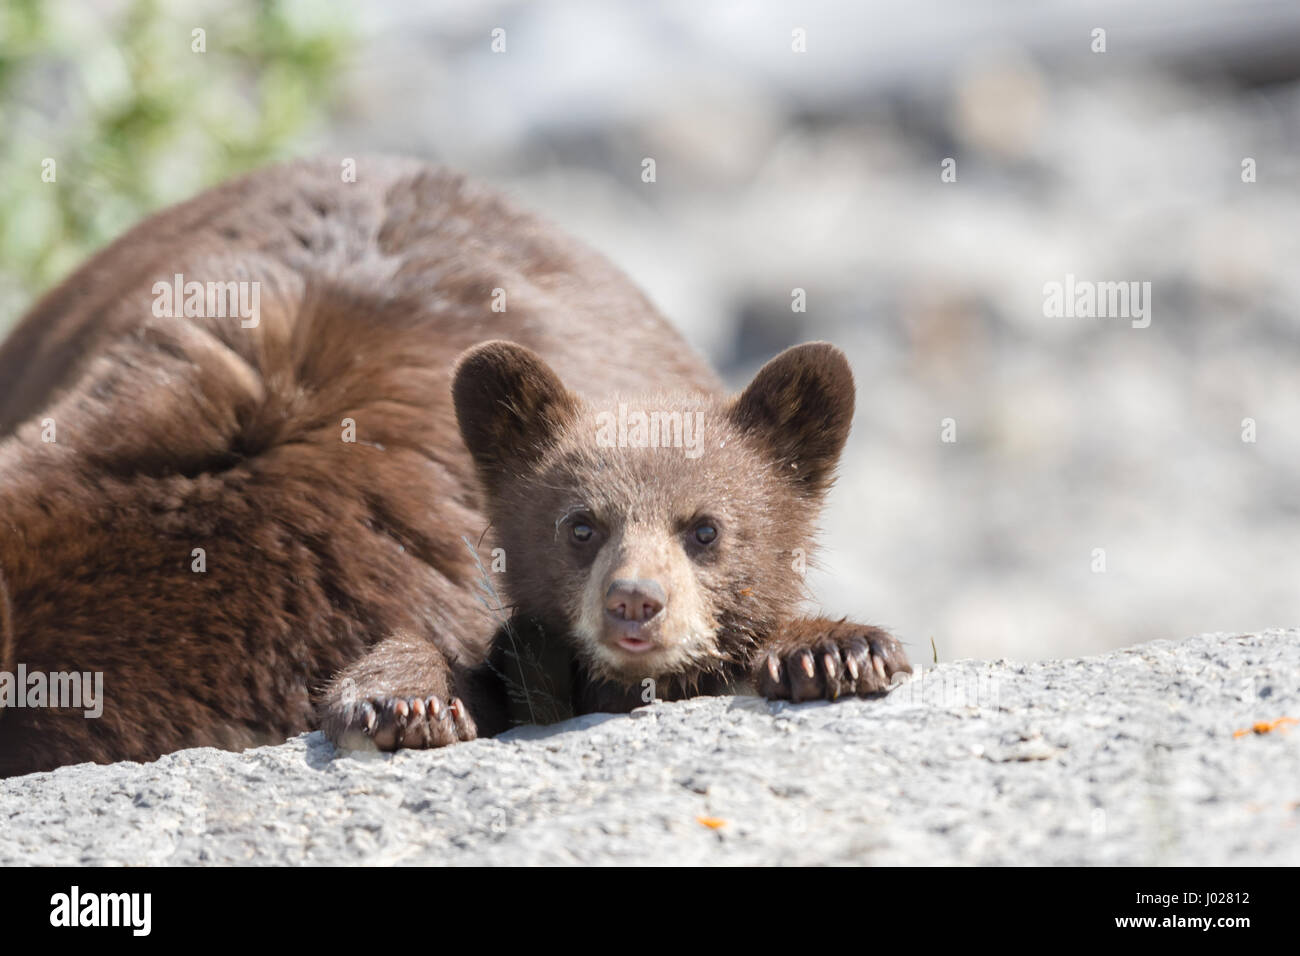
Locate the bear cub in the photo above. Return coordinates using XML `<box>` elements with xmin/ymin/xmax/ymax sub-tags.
<box><xmin>325</xmin><ymin>339</ymin><xmax>914</xmax><ymax>750</ymax></box>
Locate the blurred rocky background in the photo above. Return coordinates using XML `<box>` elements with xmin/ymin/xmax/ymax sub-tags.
<box><xmin>3</xmin><ymin>0</ymin><xmax>1299</xmax><ymax>662</ymax></box>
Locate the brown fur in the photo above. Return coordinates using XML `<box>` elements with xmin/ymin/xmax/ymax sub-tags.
<box><xmin>0</xmin><ymin>157</ymin><xmax>908</xmax><ymax>776</ymax></box>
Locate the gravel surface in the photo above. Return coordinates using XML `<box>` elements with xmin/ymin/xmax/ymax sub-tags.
<box><xmin>1</xmin><ymin>629</ymin><xmax>1296</xmax><ymax>865</ymax></box>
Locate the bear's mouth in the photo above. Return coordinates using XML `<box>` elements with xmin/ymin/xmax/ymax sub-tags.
<box><xmin>615</xmin><ymin>635</ymin><xmax>655</xmax><ymax>654</ymax></box>
<box><xmin>601</xmin><ymin>613</ymin><xmax>665</xmax><ymax>657</ymax></box>
<box><xmin>584</xmin><ymin>620</ymin><xmax>711</xmax><ymax>684</ymax></box>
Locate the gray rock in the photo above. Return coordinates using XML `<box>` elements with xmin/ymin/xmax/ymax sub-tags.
<box><xmin>2</xmin><ymin>629</ymin><xmax>1297</xmax><ymax>865</ymax></box>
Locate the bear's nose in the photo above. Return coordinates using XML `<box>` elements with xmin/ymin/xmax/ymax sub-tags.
<box><xmin>605</xmin><ymin>579</ymin><xmax>666</xmax><ymax>623</ymax></box>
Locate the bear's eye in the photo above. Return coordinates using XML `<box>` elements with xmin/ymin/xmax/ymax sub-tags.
<box><xmin>693</xmin><ymin>523</ymin><xmax>718</xmax><ymax>546</ymax></box>
<box><xmin>571</xmin><ymin>522</ymin><xmax>594</xmax><ymax>543</ymax></box>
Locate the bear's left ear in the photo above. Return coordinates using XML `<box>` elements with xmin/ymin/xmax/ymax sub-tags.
<box><xmin>728</xmin><ymin>342</ymin><xmax>855</xmax><ymax>498</ymax></box>
<box><xmin>453</xmin><ymin>340</ymin><xmax>579</xmax><ymax>492</ymax></box>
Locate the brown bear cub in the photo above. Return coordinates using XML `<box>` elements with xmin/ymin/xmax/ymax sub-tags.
<box><xmin>0</xmin><ymin>157</ymin><xmax>909</xmax><ymax>776</ymax></box>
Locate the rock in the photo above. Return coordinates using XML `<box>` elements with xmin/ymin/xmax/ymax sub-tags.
<box><xmin>1</xmin><ymin>629</ymin><xmax>1297</xmax><ymax>865</ymax></box>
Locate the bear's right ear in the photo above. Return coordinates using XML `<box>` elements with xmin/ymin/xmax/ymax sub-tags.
<box><xmin>452</xmin><ymin>341</ymin><xmax>579</xmax><ymax>489</ymax></box>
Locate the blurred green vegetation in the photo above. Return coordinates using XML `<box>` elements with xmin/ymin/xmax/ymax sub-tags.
<box><xmin>0</xmin><ymin>0</ymin><xmax>353</xmax><ymax>331</ymax></box>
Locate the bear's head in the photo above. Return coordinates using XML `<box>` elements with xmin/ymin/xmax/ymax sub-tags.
<box><xmin>452</xmin><ymin>341</ymin><xmax>855</xmax><ymax>688</ymax></box>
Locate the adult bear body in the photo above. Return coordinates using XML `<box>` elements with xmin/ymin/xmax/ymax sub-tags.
<box><xmin>0</xmin><ymin>158</ymin><xmax>907</xmax><ymax>776</ymax></box>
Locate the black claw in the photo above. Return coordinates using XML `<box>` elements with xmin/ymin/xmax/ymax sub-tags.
<box><xmin>822</xmin><ymin>649</ymin><xmax>843</xmax><ymax>699</ymax></box>
<box><xmin>871</xmin><ymin>653</ymin><xmax>887</xmax><ymax>682</ymax></box>
<box><xmin>797</xmin><ymin>649</ymin><xmax>816</xmax><ymax>680</ymax></box>
<box><xmin>360</xmin><ymin>701</ymin><xmax>377</xmax><ymax>735</ymax></box>
<box><xmin>821</xmin><ymin>650</ymin><xmax>838</xmax><ymax>677</ymax></box>
<box><xmin>844</xmin><ymin>637</ymin><xmax>871</xmax><ymax>688</ymax></box>
<box><xmin>429</xmin><ymin>695</ymin><xmax>449</xmax><ymax>722</ymax></box>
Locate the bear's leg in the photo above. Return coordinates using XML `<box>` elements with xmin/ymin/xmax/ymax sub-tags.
<box><xmin>753</xmin><ymin>618</ymin><xmax>912</xmax><ymax>703</ymax></box>
<box><xmin>317</xmin><ymin>633</ymin><xmax>484</xmax><ymax>752</ymax></box>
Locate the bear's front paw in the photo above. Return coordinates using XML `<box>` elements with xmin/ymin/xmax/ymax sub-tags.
<box><xmin>333</xmin><ymin>695</ymin><xmax>477</xmax><ymax>752</ymax></box>
<box><xmin>757</xmin><ymin>621</ymin><xmax>911</xmax><ymax>703</ymax></box>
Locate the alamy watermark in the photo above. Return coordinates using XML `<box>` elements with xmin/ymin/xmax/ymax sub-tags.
<box><xmin>50</xmin><ymin>886</ymin><xmax>150</xmax><ymax>936</ymax></box>
<box><xmin>595</xmin><ymin>403</ymin><xmax>704</xmax><ymax>459</ymax></box>
<box><xmin>886</xmin><ymin>663</ymin><xmax>1000</xmax><ymax>709</ymax></box>
<box><xmin>1043</xmin><ymin>273</ymin><xmax>1151</xmax><ymax>328</ymax></box>
<box><xmin>152</xmin><ymin>272</ymin><xmax>260</xmax><ymax>328</ymax></box>
<box><xmin>0</xmin><ymin>664</ymin><xmax>104</xmax><ymax>718</ymax></box>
